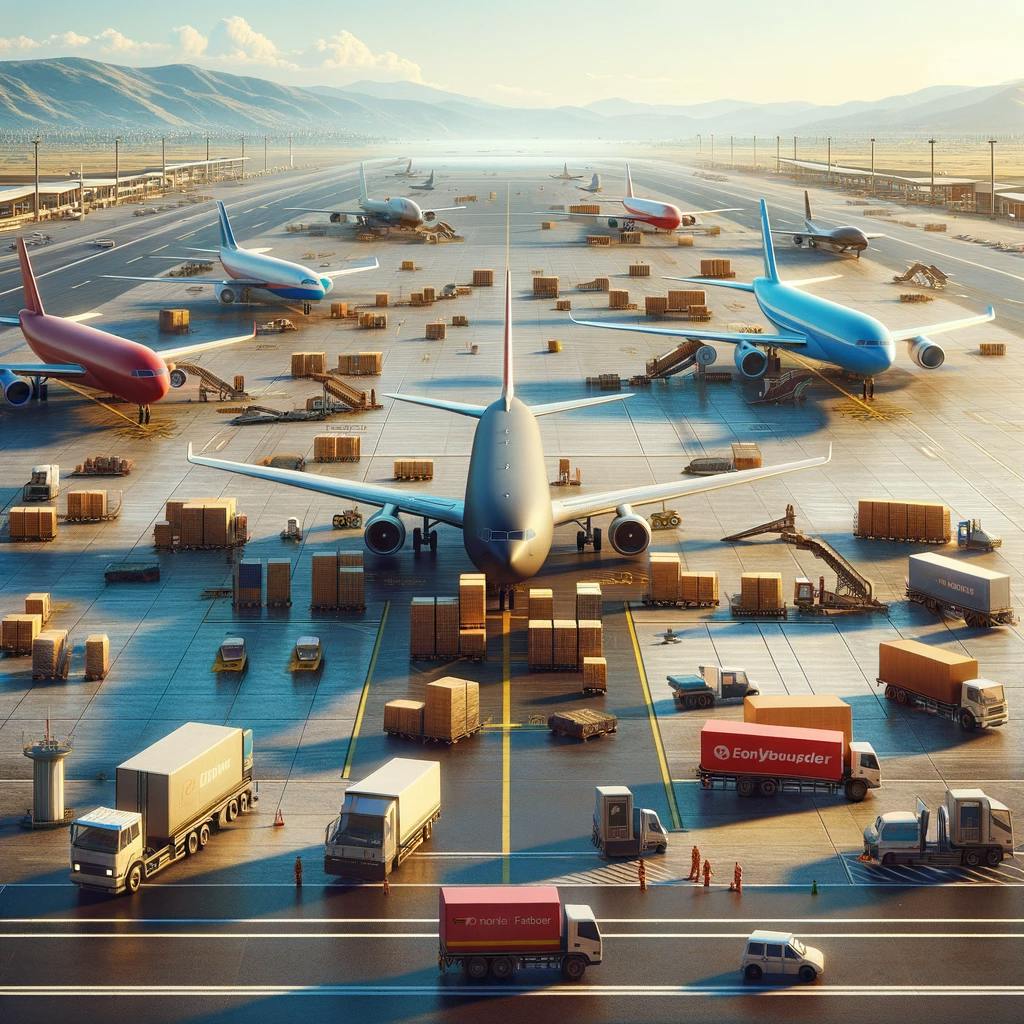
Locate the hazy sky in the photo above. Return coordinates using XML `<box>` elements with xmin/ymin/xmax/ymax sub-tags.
<box><xmin>0</xmin><ymin>1</ymin><xmax>1019</xmax><ymax>106</ymax></box>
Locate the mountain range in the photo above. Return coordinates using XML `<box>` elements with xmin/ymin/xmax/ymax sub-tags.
<box><xmin>0</xmin><ymin>57</ymin><xmax>1019</xmax><ymax>137</ymax></box>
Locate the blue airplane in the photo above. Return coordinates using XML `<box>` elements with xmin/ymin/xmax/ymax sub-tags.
<box><xmin>570</xmin><ymin>198</ymin><xmax>995</xmax><ymax>380</ymax></box>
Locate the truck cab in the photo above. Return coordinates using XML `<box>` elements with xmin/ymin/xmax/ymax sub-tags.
<box><xmin>24</xmin><ymin>464</ymin><xmax>59</xmax><ymax>502</ymax></box>
<box><xmin>593</xmin><ymin>785</ymin><xmax>668</xmax><ymax>856</ymax></box>
<box><xmin>668</xmin><ymin>664</ymin><xmax>759</xmax><ymax>709</ymax></box>
<box><xmin>326</xmin><ymin>794</ymin><xmax>395</xmax><ymax>878</ymax></box>
<box><xmin>70</xmin><ymin>807</ymin><xmax>144</xmax><ymax>894</ymax></box>
<box><xmin>564</xmin><ymin>904</ymin><xmax>603</xmax><ymax>966</ymax></box>
<box><xmin>849</xmin><ymin>741</ymin><xmax>882</xmax><ymax>794</ymax></box>
<box><xmin>960</xmin><ymin>679</ymin><xmax>1008</xmax><ymax>729</ymax></box>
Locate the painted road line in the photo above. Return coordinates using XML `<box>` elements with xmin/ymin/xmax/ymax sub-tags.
<box><xmin>341</xmin><ymin>601</ymin><xmax>389</xmax><ymax>779</ymax></box>
<box><xmin>625</xmin><ymin>601</ymin><xmax>682</xmax><ymax>830</ymax></box>
<box><xmin>502</xmin><ymin>609</ymin><xmax>511</xmax><ymax>884</ymax></box>
<box><xmin>3</xmin><ymin>984</ymin><xmax>1024</xmax><ymax>997</ymax></box>
<box><xmin>125</xmin><ymin>256</ymin><xmax>145</xmax><ymax>264</ymax></box>
<box><xmin>69</xmin><ymin>280</ymin><xmax>90</xmax><ymax>289</ymax></box>
<box><xmin>4</xmin><ymin>931</ymin><xmax>1022</xmax><ymax>940</ymax></box>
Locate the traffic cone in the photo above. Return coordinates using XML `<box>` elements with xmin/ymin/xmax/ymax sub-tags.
<box><xmin>274</xmin><ymin>808</ymin><xmax>285</xmax><ymax>827</ymax></box>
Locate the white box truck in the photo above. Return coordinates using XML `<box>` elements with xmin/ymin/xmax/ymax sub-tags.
<box><xmin>324</xmin><ymin>757</ymin><xmax>441</xmax><ymax>879</ymax></box>
<box><xmin>592</xmin><ymin>786</ymin><xmax>668</xmax><ymax>856</ymax></box>
<box><xmin>70</xmin><ymin>723</ymin><xmax>255</xmax><ymax>895</ymax></box>
<box><xmin>906</xmin><ymin>553</ymin><xmax>1016</xmax><ymax>627</ymax></box>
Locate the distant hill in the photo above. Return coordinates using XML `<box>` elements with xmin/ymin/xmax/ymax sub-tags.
<box><xmin>0</xmin><ymin>57</ymin><xmax>1018</xmax><ymax>137</ymax></box>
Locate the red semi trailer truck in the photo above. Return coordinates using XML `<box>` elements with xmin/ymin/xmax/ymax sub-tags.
<box><xmin>698</xmin><ymin>720</ymin><xmax>881</xmax><ymax>802</ymax></box>
<box><xmin>438</xmin><ymin>885</ymin><xmax>603</xmax><ymax>981</ymax></box>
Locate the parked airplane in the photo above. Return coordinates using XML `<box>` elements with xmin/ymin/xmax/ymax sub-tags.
<box><xmin>551</xmin><ymin>163</ymin><xmax>585</xmax><ymax>181</ymax></box>
<box><xmin>409</xmin><ymin>171</ymin><xmax>436</xmax><ymax>192</ymax></box>
<box><xmin>773</xmin><ymin>191</ymin><xmax>884</xmax><ymax>257</ymax></box>
<box><xmin>0</xmin><ymin>239</ymin><xmax>254</xmax><ymax>423</ymax></box>
<box><xmin>393</xmin><ymin>159</ymin><xmax>423</xmax><ymax>178</ymax></box>
<box><xmin>107</xmin><ymin>201</ymin><xmax>378</xmax><ymax>305</ymax></box>
<box><xmin>577</xmin><ymin>173</ymin><xmax>603</xmax><ymax>194</ymax></box>
<box><xmin>570</xmin><ymin>198</ymin><xmax>994</xmax><ymax>381</ymax></box>
<box><xmin>558</xmin><ymin>164</ymin><xmax>738</xmax><ymax>231</ymax></box>
<box><xmin>286</xmin><ymin>165</ymin><xmax>464</xmax><ymax>231</ymax></box>
<box><xmin>186</xmin><ymin>269</ymin><xmax>829</xmax><ymax>598</ymax></box>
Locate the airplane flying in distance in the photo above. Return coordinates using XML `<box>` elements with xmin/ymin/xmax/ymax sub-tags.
<box><xmin>0</xmin><ymin>239</ymin><xmax>255</xmax><ymax>423</ymax></box>
<box><xmin>392</xmin><ymin>159</ymin><xmax>423</xmax><ymax>178</ymax></box>
<box><xmin>556</xmin><ymin>163</ymin><xmax>739</xmax><ymax>232</ymax></box>
<box><xmin>551</xmin><ymin>163</ymin><xmax>585</xmax><ymax>181</ymax></box>
<box><xmin>570</xmin><ymin>198</ymin><xmax>995</xmax><ymax>382</ymax></box>
<box><xmin>773</xmin><ymin>191</ymin><xmax>884</xmax><ymax>257</ymax></box>
<box><xmin>409</xmin><ymin>171</ymin><xmax>437</xmax><ymax>192</ymax></box>
<box><xmin>286</xmin><ymin>165</ymin><xmax>464</xmax><ymax>231</ymax></box>
<box><xmin>107</xmin><ymin>201</ymin><xmax>378</xmax><ymax>306</ymax></box>
<box><xmin>577</xmin><ymin>173</ymin><xmax>603</xmax><ymax>194</ymax></box>
<box><xmin>186</xmin><ymin>269</ymin><xmax>829</xmax><ymax>600</ymax></box>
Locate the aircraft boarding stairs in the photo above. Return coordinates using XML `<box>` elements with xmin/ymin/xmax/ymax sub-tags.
<box><xmin>175</xmin><ymin>362</ymin><xmax>248</xmax><ymax>401</ymax></box>
<box><xmin>645</xmin><ymin>339</ymin><xmax>706</xmax><ymax>379</ymax></box>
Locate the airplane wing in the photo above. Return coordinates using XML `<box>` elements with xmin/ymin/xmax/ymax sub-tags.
<box><xmin>0</xmin><ymin>361</ymin><xmax>86</xmax><ymax>378</ymax></box>
<box><xmin>103</xmin><ymin>275</ymin><xmax>272</xmax><ymax>288</ymax></box>
<box><xmin>186</xmin><ymin>443</ymin><xmax>464</xmax><ymax>528</ymax></box>
<box><xmin>864</xmin><ymin>233</ymin><xmax>886</xmax><ymax>240</ymax></box>
<box><xmin>424</xmin><ymin>206</ymin><xmax>467</xmax><ymax>215</ymax></box>
<box><xmin>683</xmin><ymin>207</ymin><xmax>742</xmax><ymax>216</ymax></box>
<box><xmin>156</xmin><ymin>324</ymin><xmax>258</xmax><ymax>363</ymax></box>
<box><xmin>551</xmin><ymin>448</ymin><xmax>831</xmax><ymax>525</ymax></box>
<box><xmin>283</xmin><ymin>207</ymin><xmax>365</xmax><ymax>217</ymax></box>
<box><xmin>0</xmin><ymin>316</ymin><xmax>20</xmax><ymax>326</ymax></box>
<box><xmin>321</xmin><ymin>258</ymin><xmax>379</xmax><ymax>280</ymax></box>
<box><xmin>888</xmin><ymin>305</ymin><xmax>995</xmax><ymax>343</ymax></box>
<box><xmin>568</xmin><ymin>313</ymin><xmax>807</xmax><ymax>347</ymax></box>
<box><xmin>387</xmin><ymin>393</ymin><xmax>486</xmax><ymax>419</ymax></box>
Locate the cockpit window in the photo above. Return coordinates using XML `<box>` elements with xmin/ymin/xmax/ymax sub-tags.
<box><xmin>301</xmin><ymin>278</ymin><xmax>318</xmax><ymax>286</ymax></box>
<box><xmin>856</xmin><ymin>339</ymin><xmax>884</xmax><ymax>347</ymax></box>
<box><xmin>479</xmin><ymin>528</ymin><xmax>536</xmax><ymax>542</ymax></box>
<box><xmin>131</xmin><ymin>368</ymin><xmax>166</xmax><ymax>378</ymax></box>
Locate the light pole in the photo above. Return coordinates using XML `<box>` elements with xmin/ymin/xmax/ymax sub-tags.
<box><xmin>161</xmin><ymin>136</ymin><xmax>166</xmax><ymax>194</ymax></box>
<box><xmin>753</xmin><ymin>135</ymin><xmax>757</xmax><ymax>171</ymax></box>
<box><xmin>114</xmin><ymin>136</ymin><xmax>121</xmax><ymax>207</ymax></box>
<box><xmin>826</xmin><ymin>136</ymin><xmax>832</xmax><ymax>185</ymax></box>
<box><xmin>988</xmin><ymin>138</ymin><xmax>997</xmax><ymax>219</ymax></box>
<box><xmin>697</xmin><ymin>133</ymin><xmax>701</xmax><ymax>157</ymax></box>
<box><xmin>928</xmin><ymin>137</ymin><xmax>936</xmax><ymax>205</ymax></box>
<box><xmin>776</xmin><ymin>135</ymin><xmax>780</xmax><ymax>174</ymax></box>
<box><xmin>264</xmin><ymin>135</ymin><xmax>268</xmax><ymax>174</ymax></box>
<box><xmin>730</xmin><ymin>135</ymin><xmax>734</xmax><ymax>168</ymax></box>
<box><xmin>870</xmin><ymin>137</ymin><xmax>875</xmax><ymax>196</ymax></box>
<box><xmin>710</xmin><ymin>133</ymin><xmax>715</xmax><ymax>167</ymax></box>
<box><xmin>793</xmin><ymin>136</ymin><xmax>797</xmax><ymax>161</ymax></box>
<box><xmin>240</xmin><ymin>135</ymin><xmax>245</xmax><ymax>180</ymax></box>
<box><xmin>288</xmin><ymin>133</ymin><xmax>293</xmax><ymax>169</ymax></box>
<box><xmin>32</xmin><ymin>136</ymin><xmax>40</xmax><ymax>222</ymax></box>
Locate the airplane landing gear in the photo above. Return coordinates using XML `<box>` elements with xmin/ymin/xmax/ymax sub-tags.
<box><xmin>137</xmin><ymin>404</ymin><xmax>151</xmax><ymax>424</ymax></box>
<box><xmin>498</xmin><ymin>585</ymin><xmax>516</xmax><ymax>611</ymax></box>
<box><xmin>574</xmin><ymin>518</ymin><xmax>602</xmax><ymax>553</ymax></box>
<box><xmin>412</xmin><ymin>518</ymin><xmax>439</xmax><ymax>555</ymax></box>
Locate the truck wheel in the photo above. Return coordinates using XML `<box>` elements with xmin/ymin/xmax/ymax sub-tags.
<box><xmin>737</xmin><ymin>778</ymin><xmax>756</xmax><ymax>798</ymax></box>
<box><xmin>466</xmin><ymin>957</ymin><xmax>489</xmax><ymax>981</ymax></box>
<box><xmin>186</xmin><ymin>831</ymin><xmax>200</xmax><ymax>856</ymax></box>
<box><xmin>698</xmin><ymin>694</ymin><xmax>713</xmax><ymax>709</ymax></box>
<box><xmin>986</xmin><ymin>847</ymin><xmax>1003</xmax><ymax>866</ymax></box>
<box><xmin>799</xmin><ymin>965</ymin><xmax>817</xmax><ymax>983</ymax></box>
<box><xmin>959</xmin><ymin>709</ymin><xmax>976</xmax><ymax>731</ymax></box>
<box><xmin>576</xmin><ymin>531</ymin><xmax>586</xmax><ymax>552</ymax></box>
<box><xmin>240</xmin><ymin>792</ymin><xmax>250</xmax><ymax>813</ymax></box>
<box><xmin>895</xmin><ymin>689</ymin><xmax>908</xmax><ymax>705</ymax></box>
<box><xmin>490</xmin><ymin>957</ymin><xmax>513</xmax><ymax>980</ymax></box>
<box><xmin>126</xmin><ymin>863</ymin><xmax>143</xmax><ymax>894</ymax></box>
<box><xmin>884</xmin><ymin>685</ymin><xmax>896</xmax><ymax>700</ymax></box>
<box><xmin>592</xmin><ymin>528</ymin><xmax>602</xmax><ymax>552</ymax></box>
<box><xmin>882</xmin><ymin>853</ymin><xmax>895</xmax><ymax>866</ymax></box>
<box><xmin>561</xmin><ymin>956</ymin><xmax>587</xmax><ymax>981</ymax></box>
<box><xmin>684</xmin><ymin>696</ymin><xmax>697</xmax><ymax>709</ymax></box>
<box><xmin>226</xmin><ymin>799</ymin><xmax>239</xmax><ymax>822</ymax></box>
<box><xmin>198</xmin><ymin>824</ymin><xmax>210</xmax><ymax>848</ymax></box>
<box><xmin>964</xmin><ymin>850</ymin><xmax>982</xmax><ymax>868</ymax></box>
<box><xmin>845</xmin><ymin>779</ymin><xmax>868</xmax><ymax>802</ymax></box>
<box><xmin>744</xmin><ymin>964</ymin><xmax>763</xmax><ymax>982</ymax></box>
<box><xmin>758</xmin><ymin>778</ymin><xmax>778</xmax><ymax>797</ymax></box>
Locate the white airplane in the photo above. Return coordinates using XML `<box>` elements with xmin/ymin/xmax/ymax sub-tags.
<box><xmin>107</xmin><ymin>202</ymin><xmax>378</xmax><ymax>305</ymax></box>
<box><xmin>577</xmin><ymin>173</ymin><xmax>603</xmax><ymax>194</ymax></box>
<box><xmin>551</xmin><ymin>163</ymin><xmax>585</xmax><ymax>181</ymax></box>
<box><xmin>393</xmin><ymin>159</ymin><xmax>423</xmax><ymax>178</ymax></box>
<box><xmin>409</xmin><ymin>171</ymin><xmax>437</xmax><ymax>192</ymax></box>
<box><xmin>773</xmin><ymin>191</ymin><xmax>885</xmax><ymax>258</ymax></box>
<box><xmin>286</xmin><ymin>165</ymin><xmax>464</xmax><ymax>231</ymax></box>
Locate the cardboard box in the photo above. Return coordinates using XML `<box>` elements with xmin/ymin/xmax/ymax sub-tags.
<box><xmin>410</xmin><ymin>597</ymin><xmax>436</xmax><ymax>658</ymax></box>
<box><xmin>384</xmin><ymin>699</ymin><xmax>425</xmax><ymax>736</ymax></box>
<box><xmin>528</xmin><ymin>619</ymin><xmax>553</xmax><ymax>669</ymax></box>
<box><xmin>85</xmin><ymin>633</ymin><xmax>110</xmax><ymax>679</ymax></box>
<box><xmin>459</xmin><ymin>573</ymin><xmax>487</xmax><ymax>627</ymax></box>
<box><xmin>424</xmin><ymin>677</ymin><xmax>480</xmax><ymax>741</ymax></box>
<box><xmin>582</xmin><ymin>656</ymin><xmax>608</xmax><ymax>692</ymax></box>
<box><xmin>24</xmin><ymin>592</ymin><xmax>50</xmax><ymax>621</ymax></box>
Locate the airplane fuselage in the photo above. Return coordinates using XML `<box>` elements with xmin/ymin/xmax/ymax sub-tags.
<box><xmin>618</xmin><ymin>196</ymin><xmax>683</xmax><ymax>231</ymax></box>
<box><xmin>358</xmin><ymin>196</ymin><xmax>428</xmax><ymax>229</ymax></box>
<box><xmin>799</xmin><ymin>219</ymin><xmax>869</xmax><ymax>255</ymax></box>
<box><xmin>18</xmin><ymin>310</ymin><xmax>170</xmax><ymax>404</ymax></box>
<box><xmin>753</xmin><ymin>278</ymin><xmax>895</xmax><ymax>377</ymax></box>
<box><xmin>461</xmin><ymin>396</ymin><xmax>554</xmax><ymax>583</ymax></box>
<box><xmin>220</xmin><ymin>247</ymin><xmax>331</xmax><ymax>302</ymax></box>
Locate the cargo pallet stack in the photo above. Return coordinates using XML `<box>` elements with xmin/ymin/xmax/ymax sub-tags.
<box><xmin>290</xmin><ymin>352</ymin><xmax>327</xmax><ymax>378</ymax></box>
<box><xmin>548</xmin><ymin>709</ymin><xmax>618</xmax><ymax>741</ymax></box>
<box><xmin>410</xmin><ymin>579</ymin><xmax>486</xmax><ymax>661</ymax></box>
<box><xmin>85</xmin><ymin>633</ymin><xmax>110</xmax><ymax>681</ymax></box>
<box><xmin>533</xmin><ymin>276</ymin><xmax>559</xmax><ymax>299</ymax></box>
<box><xmin>72</xmin><ymin>456</ymin><xmax>132</xmax><ymax>476</ymax></box>
<box><xmin>732</xmin><ymin>572</ymin><xmax>787</xmax><ymax>619</ymax></box>
<box><xmin>458</xmin><ymin>574</ymin><xmax>487</xmax><ymax>661</ymax></box>
<box><xmin>854</xmin><ymin>499</ymin><xmax>950</xmax><ymax>544</ymax></box>
<box><xmin>311</xmin><ymin>550</ymin><xmax>365</xmax><ymax>611</ymax></box>
<box><xmin>383</xmin><ymin>677</ymin><xmax>481</xmax><ymax>744</ymax></box>
<box><xmin>313</xmin><ymin>435</ymin><xmax>361</xmax><ymax>463</ymax></box>
<box><xmin>2</xmin><ymin>612</ymin><xmax>42</xmax><ymax>654</ymax></box>
<box><xmin>731</xmin><ymin>443</ymin><xmax>763</xmax><ymax>470</ymax></box>
<box><xmin>527</xmin><ymin>582</ymin><xmax>606</xmax><ymax>681</ymax></box>
<box><xmin>233</xmin><ymin>559</ymin><xmax>263</xmax><ymax>608</ymax></box>
<box><xmin>33</xmin><ymin>629</ymin><xmax>69</xmax><ymax>680</ymax></box>
<box><xmin>338</xmin><ymin>352</ymin><xmax>383</xmax><ymax>376</ymax></box>
<box><xmin>25</xmin><ymin>592</ymin><xmax>51</xmax><ymax>624</ymax></box>
<box><xmin>394</xmin><ymin>459</ymin><xmax>434</xmax><ymax>481</ymax></box>
<box><xmin>158</xmin><ymin>498</ymin><xmax>246</xmax><ymax>551</ymax></box>
<box><xmin>645</xmin><ymin>552</ymin><xmax>719</xmax><ymax>608</ymax></box>
<box><xmin>267</xmin><ymin>559</ymin><xmax>292</xmax><ymax>608</ymax></box>
<box><xmin>7</xmin><ymin>507</ymin><xmax>58</xmax><ymax>542</ymax></box>
<box><xmin>65</xmin><ymin>490</ymin><xmax>115</xmax><ymax>523</ymax></box>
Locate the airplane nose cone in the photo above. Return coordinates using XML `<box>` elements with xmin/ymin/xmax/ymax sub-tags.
<box><xmin>319</xmin><ymin>277</ymin><xmax>332</xmax><ymax>295</ymax></box>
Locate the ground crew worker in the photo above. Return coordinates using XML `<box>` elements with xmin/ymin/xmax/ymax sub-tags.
<box><xmin>702</xmin><ymin>858</ymin><xmax>713</xmax><ymax>888</ymax></box>
<box><xmin>729</xmin><ymin>862</ymin><xmax>742</xmax><ymax>894</ymax></box>
<box><xmin>689</xmin><ymin>845</ymin><xmax>701</xmax><ymax>881</ymax></box>
<box><xmin>382</xmin><ymin>875</ymin><xmax>391</xmax><ymax>896</ymax></box>
<box><xmin>294</xmin><ymin>855</ymin><xmax>303</xmax><ymax>888</ymax></box>
<box><xmin>638</xmin><ymin>858</ymin><xmax>647</xmax><ymax>892</ymax></box>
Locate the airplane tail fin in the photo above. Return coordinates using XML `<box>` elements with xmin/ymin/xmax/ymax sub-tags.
<box><xmin>759</xmin><ymin>199</ymin><xmax>780</xmax><ymax>282</ymax></box>
<box><xmin>16</xmin><ymin>238</ymin><xmax>44</xmax><ymax>315</ymax></box>
<box><xmin>216</xmin><ymin>201</ymin><xmax>238</xmax><ymax>251</ymax></box>
<box><xmin>425</xmin><ymin>171</ymin><xmax>434</xmax><ymax>187</ymax></box>
<box><xmin>591</xmin><ymin>173</ymin><xmax>600</xmax><ymax>189</ymax></box>
<box><xmin>359</xmin><ymin>163</ymin><xmax>368</xmax><ymax>202</ymax></box>
<box><xmin>625</xmin><ymin>162</ymin><xmax>635</xmax><ymax>198</ymax></box>
<box><xmin>502</xmin><ymin>268</ymin><xmax>513</xmax><ymax>410</ymax></box>
<box><xmin>805</xmin><ymin>190</ymin><xmax>812</xmax><ymax>221</ymax></box>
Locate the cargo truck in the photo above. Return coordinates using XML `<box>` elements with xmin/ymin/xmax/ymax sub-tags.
<box><xmin>324</xmin><ymin>757</ymin><xmax>440</xmax><ymax>879</ymax></box>
<box><xmin>906</xmin><ymin>552</ymin><xmax>1016</xmax><ymax>628</ymax></box>
<box><xmin>438</xmin><ymin>885</ymin><xmax>602</xmax><ymax>981</ymax></box>
<box><xmin>23</xmin><ymin>464</ymin><xmax>59</xmax><ymax>502</ymax></box>
<box><xmin>863</xmin><ymin>788</ymin><xmax>1014</xmax><ymax>868</ymax></box>
<box><xmin>70</xmin><ymin>722</ymin><xmax>255</xmax><ymax>895</ymax></box>
<box><xmin>698</xmin><ymin>720</ymin><xmax>881</xmax><ymax>802</ymax></box>
<box><xmin>592</xmin><ymin>786</ymin><xmax>668</xmax><ymax>856</ymax></box>
<box><xmin>877</xmin><ymin>639</ymin><xmax>1008</xmax><ymax>731</ymax></box>
<box><xmin>668</xmin><ymin>664</ymin><xmax>759</xmax><ymax>709</ymax></box>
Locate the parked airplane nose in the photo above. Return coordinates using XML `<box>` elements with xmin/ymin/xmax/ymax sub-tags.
<box><xmin>319</xmin><ymin>277</ymin><xmax>332</xmax><ymax>295</ymax></box>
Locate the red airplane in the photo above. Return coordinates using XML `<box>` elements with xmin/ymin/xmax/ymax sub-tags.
<box><xmin>0</xmin><ymin>238</ymin><xmax>254</xmax><ymax>423</ymax></box>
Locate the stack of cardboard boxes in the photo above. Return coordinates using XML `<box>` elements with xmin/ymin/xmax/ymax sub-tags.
<box><xmin>66</xmin><ymin>490</ymin><xmax>108</xmax><ymax>520</ymax></box>
<box><xmin>313</xmin><ymin>435</ymin><xmax>361</xmax><ymax>462</ymax></box>
<box><xmin>1</xmin><ymin>613</ymin><xmax>41</xmax><ymax>653</ymax></box>
<box><xmin>855</xmin><ymin>499</ymin><xmax>950</xmax><ymax>543</ymax></box>
<box><xmin>384</xmin><ymin>677</ymin><xmax>481</xmax><ymax>743</ymax></box>
<box><xmin>267</xmin><ymin>558</ymin><xmax>292</xmax><ymax>607</ymax></box>
<box><xmin>85</xmin><ymin>633</ymin><xmax>110</xmax><ymax>680</ymax></box>
<box><xmin>7</xmin><ymin>507</ymin><xmax>58</xmax><ymax>541</ymax></box>
<box><xmin>32</xmin><ymin>629</ymin><xmax>68</xmax><ymax>678</ymax></box>
<box><xmin>312</xmin><ymin>550</ymin><xmax>365</xmax><ymax>610</ymax></box>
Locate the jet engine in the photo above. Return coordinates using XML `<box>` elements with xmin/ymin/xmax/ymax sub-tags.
<box><xmin>606</xmin><ymin>218</ymin><xmax>619</xmax><ymax>228</ymax></box>
<box><xmin>423</xmin><ymin>210</ymin><xmax>436</xmax><ymax>222</ymax></box>
<box><xmin>219</xmin><ymin>286</ymin><xmax>236</xmax><ymax>304</ymax></box>
<box><xmin>168</xmin><ymin>368</ymin><xmax>188</xmax><ymax>389</ymax></box>
<box><xmin>0</xmin><ymin>368</ymin><xmax>31</xmax><ymax>407</ymax></box>
<box><xmin>792</xmin><ymin>235</ymin><xmax>805</xmax><ymax>246</ymax></box>
<box><xmin>680</xmin><ymin>215</ymin><xmax>697</xmax><ymax>227</ymax></box>
<box><xmin>695</xmin><ymin>344</ymin><xmax>718</xmax><ymax>367</ymax></box>
<box><xmin>906</xmin><ymin>335</ymin><xmax>945</xmax><ymax>369</ymax></box>
<box><xmin>364</xmin><ymin>508</ymin><xmax>406</xmax><ymax>555</ymax></box>
<box><xmin>733</xmin><ymin>341</ymin><xmax>769</xmax><ymax>379</ymax></box>
<box><xmin>329</xmin><ymin>212</ymin><xmax>342</xmax><ymax>224</ymax></box>
<box><xmin>608</xmin><ymin>505</ymin><xmax>652</xmax><ymax>556</ymax></box>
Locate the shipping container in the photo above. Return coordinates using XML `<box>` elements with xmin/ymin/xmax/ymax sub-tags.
<box><xmin>440</xmin><ymin>885</ymin><xmax>563</xmax><ymax>954</ymax></box>
<box><xmin>907</xmin><ymin>553</ymin><xmax>1013</xmax><ymax>620</ymax></box>
<box><xmin>744</xmin><ymin>695</ymin><xmax>852</xmax><ymax>765</ymax></box>
<box><xmin>700</xmin><ymin>720</ymin><xmax>844</xmax><ymax>784</ymax></box>
<box><xmin>878</xmin><ymin>639</ymin><xmax>979</xmax><ymax>706</ymax></box>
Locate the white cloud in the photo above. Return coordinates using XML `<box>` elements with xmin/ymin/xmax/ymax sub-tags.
<box><xmin>54</xmin><ymin>32</ymin><xmax>91</xmax><ymax>48</ymax></box>
<box><xmin>207</xmin><ymin>16</ymin><xmax>295</xmax><ymax>68</ymax></box>
<box><xmin>174</xmin><ymin>25</ymin><xmax>208</xmax><ymax>59</ymax></box>
<box><xmin>314</xmin><ymin>31</ymin><xmax>422</xmax><ymax>82</ymax></box>
<box><xmin>0</xmin><ymin>35</ymin><xmax>44</xmax><ymax>52</ymax></box>
<box><xmin>95</xmin><ymin>28</ymin><xmax>166</xmax><ymax>54</ymax></box>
